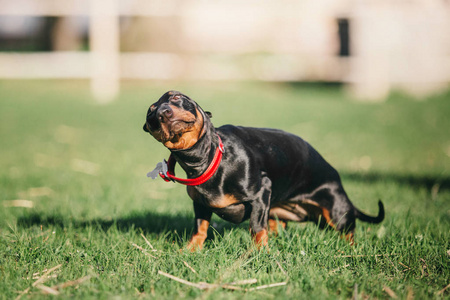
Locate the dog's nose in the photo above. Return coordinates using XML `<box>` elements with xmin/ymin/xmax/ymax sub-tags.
<box><xmin>158</xmin><ymin>105</ymin><xmax>173</xmax><ymax>122</ymax></box>
<box><xmin>162</xmin><ymin>108</ymin><xmax>173</xmax><ymax>118</ymax></box>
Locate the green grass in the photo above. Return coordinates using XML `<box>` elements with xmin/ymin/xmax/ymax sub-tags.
<box><xmin>0</xmin><ymin>80</ymin><xmax>449</xmax><ymax>299</ymax></box>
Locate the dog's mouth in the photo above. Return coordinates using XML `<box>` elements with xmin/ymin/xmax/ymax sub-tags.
<box><xmin>146</xmin><ymin>115</ymin><xmax>194</xmax><ymax>141</ymax></box>
<box><xmin>160</xmin><ymin>120</ymin><xmax>196</xmax><ymax>143</ymax></box>
<box><xmin>144</xmin><ymin>106</ymin><xmax>202</xmax><ymax>149</ymax></box>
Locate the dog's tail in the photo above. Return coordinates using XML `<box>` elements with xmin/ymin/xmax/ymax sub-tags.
<box><xmin>354</xmin><ymin>200</ymin><xmax>384</xmax><ymax>224</ymax></box>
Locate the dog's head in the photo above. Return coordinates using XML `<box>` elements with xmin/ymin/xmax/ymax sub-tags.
<box><xmin>143</xmin><ymin>91</ymin><xmax>212</xmax><ymax>150</ymax></box>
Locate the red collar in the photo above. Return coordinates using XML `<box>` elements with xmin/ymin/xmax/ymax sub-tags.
<box><xmin>160</xmin><ymin>135</ymin><xmax>224</xmax><ymax>186</ymax></box>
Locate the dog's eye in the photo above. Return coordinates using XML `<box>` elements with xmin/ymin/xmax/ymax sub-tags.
<box><xmin>181</xmin><ymin>100</ymin><xmax>197</xmax><ymax>116</ymax></box>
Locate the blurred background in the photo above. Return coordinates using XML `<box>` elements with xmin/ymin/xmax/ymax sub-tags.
<box><xmin>1</xmin><ymin>0</ymin><xmax>449</xmax><ymax>102</ymax></box>
<box><xmin>1</xmin><ymin>3</ymin><xmax>449</xmax><ymax>298</ymax></box>
<box><xmin>1</xmin><ymin>0</ymin><xmax>449</xmax><ymax>214</ymax></box>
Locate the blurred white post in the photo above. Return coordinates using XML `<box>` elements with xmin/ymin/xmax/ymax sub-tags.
<box><xmin>89</xmin><ymin>0</ymin><xmax>119</xmax><ymax>103</ymax></box>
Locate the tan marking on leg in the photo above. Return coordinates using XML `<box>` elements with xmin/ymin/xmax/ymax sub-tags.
<box><xmin>296</xmin><ymin>199</ymin><xmax>336</xmax><ymax>229</ymax></box>
<box><xmin>268</xmin><ymin>219</ymin><xmax>286</xmax><ymax>235</ymax></box>
<box><xmin>187</xmin><ymin>220</ymin><xmax>209</xmax><ymax>252</ymax></box>
<box><xmin>269</xmin><ymin>206</ymin><xmax>304</xmax><ymax>222</ymax></box>
<box><xmin>344</xmin><ymin>232</ymin><xmax>355</xmax><ymax>246</ymax></box>
<box><xmin>321</xmin><ymin>207</ymin><xmax>336</xmax><ymax>229</ymax></box>
<box><xmin>273</xmin><ymin>200</ymin><xmax>357</xmax><ymax>244</ymax></box>
<box><xmin>252</xmin><ymin>229</ymin><xmax>268</xmax><ymax>249</ymax></box>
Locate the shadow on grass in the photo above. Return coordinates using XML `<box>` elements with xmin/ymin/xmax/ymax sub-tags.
<box><xmin>16</xmin><ymin>171</ymin><xmax>448</xmax><ymax>243</ymax></box>
<box><xmin>340</xmin><ymin>171</ymin><xmax>450</xmax><ymax>191</ymax></box>
<box><xmin>16</xmin><ymin>210</ymin><xmax>245</xmax><ymax>241</ymax></box>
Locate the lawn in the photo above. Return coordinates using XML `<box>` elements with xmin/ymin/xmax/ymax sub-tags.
<box><xmin>0</xmin><ymin>80</ymin><xmax>449</xmax><ymax>299</ymax></box>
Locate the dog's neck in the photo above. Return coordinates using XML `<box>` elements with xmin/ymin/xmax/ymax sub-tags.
<box><xmin>169</xmin><ymin>121</ymin><xmax>219</xmax><ymax>178</ymax></box>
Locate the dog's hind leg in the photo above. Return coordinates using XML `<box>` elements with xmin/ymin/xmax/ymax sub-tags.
<box><xmin>268</xmin><ymin>218</ymin><xmax>287</xmax><ymax>235</ymax></box>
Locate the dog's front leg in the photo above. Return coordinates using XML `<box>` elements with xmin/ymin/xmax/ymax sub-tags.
<box><xmin>249</xmin><ymin>176</ymin><xmax>272</xmax><ymax>249</ymax></box>
<box><xmin>187</xmin><ymin>202</ymin><xmax>212</xmax><ymax>252</ymax></box>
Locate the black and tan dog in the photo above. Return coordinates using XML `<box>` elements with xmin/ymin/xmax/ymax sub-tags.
<box><xmin>143</xmin><ymin>91</ymin><xmax>384</xmax><ymax>250</ymax></box>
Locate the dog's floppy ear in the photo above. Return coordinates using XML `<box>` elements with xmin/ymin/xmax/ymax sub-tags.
<box><xmin>205</xmin><ymin>111</ymin><xmax>213</xmax><ymax>118</ymax></box>
<box><xmin>143</xmin><ymin>123</ymin><xmax>149</xmax><ymax>132</ymax></box>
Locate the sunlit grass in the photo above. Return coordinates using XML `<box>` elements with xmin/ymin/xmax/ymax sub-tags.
<box><xmin>0</xmin><ymin>80</ymin><xmax>449</xmax><ymax>299</ymax></box>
